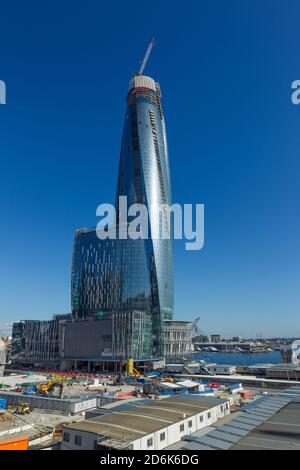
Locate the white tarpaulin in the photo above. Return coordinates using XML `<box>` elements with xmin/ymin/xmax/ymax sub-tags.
<box><xmin>176</xmin><ymin>380</ymin><xmax>201</xmax><ymax>389</ymax></box>
<box><xmin>160</xmin><ymin>382</ymin><xmax>182</xmax><ymax>389</ymax></box>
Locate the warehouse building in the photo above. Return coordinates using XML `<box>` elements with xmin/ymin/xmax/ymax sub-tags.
<box><xmin>266</xmin><ymin>363</ymin><xmax>300</xmax><ymax>380</ymax></box>
<box><xmin>61</xmin><ymin>395</ymin><xmax>230</xmax><ymax>450</ymax></box>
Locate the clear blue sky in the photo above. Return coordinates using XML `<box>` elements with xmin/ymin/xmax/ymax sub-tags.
<box><xmin>0</xmin><ymin>0</ymin><xmax>299</xmax><ymax>337</ymax></box>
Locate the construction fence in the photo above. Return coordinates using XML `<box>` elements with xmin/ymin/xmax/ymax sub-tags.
<box><xmin>0</xmin><ymin>391</ymin><xmax>97</xmax><ymax>415</ymax></box>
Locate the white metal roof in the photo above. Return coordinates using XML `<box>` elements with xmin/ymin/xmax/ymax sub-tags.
<box><xmin>177</xmin><ymin>380</ymin><xmax>200</xmax><ymax>388</ymax></box>
<box><xmin>160</xmin><ymin>382</ymin><xmax>182</xmax><ymax>389</ymax></box>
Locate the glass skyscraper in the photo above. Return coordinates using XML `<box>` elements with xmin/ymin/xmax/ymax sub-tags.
<box><xmin>116</xmin><ymin>74</ymin><xmax>173</xmax><ymax>354</ymax></box>
<box><xmin>71</xmin><ymin>73</ymin><xmax>173</xmax><ymax>356</ymax></box>
<box><xmin>11</xmin><ymin>61</ymin><xmax>193</xmax><ymax>369</ymax></box>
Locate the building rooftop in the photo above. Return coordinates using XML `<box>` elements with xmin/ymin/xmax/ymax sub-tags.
<box><xmin>160</xmin><ymin>382</ymin><xmax>182</xmax><ymax>389</ymax></box>
<box><xmin>208</xmin><ymin>364</ymin><xmax>237</xmax><ymax>368</ymax></box>
<box><xmin>231</xmin><ymin>400</ymin><xmax>300</xmax><ymax>450</ymax></box>
<box><xmin>176</xmin><ymin>380</ymin><xmax>201</xmax><ymax>388</ymax></box>
<box><xmin>247</xmin><ymin>363</ymin><xmax>275</xmax><ymax>369</ymax></box>
<box><xmin>64</xmin><ymin>395</ymin><xmax>227</xmax><ymax>448</ymax></box>
<box><xmin>179</xmin><ymin>386</ymin><xmax>300</xmax><ymax>450</ymax></box>
<box><xmin>268</xmin><ymin>363</ymin><xmax>300</xmax><ymax>371</ymax></box>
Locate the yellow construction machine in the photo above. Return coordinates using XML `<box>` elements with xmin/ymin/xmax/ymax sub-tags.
<box><xmin>126</xmin><ymin>358</ymin><xmax>141</xmax><ymax>378</ymax></box>
<box><xmin>14</xmin><ymin>401</ymin><xmax>31</xmax><ymax>415</ymax></box>
<box><xmin>37</xmin><ymin>375</ymin><xmax>65</xmax><ymax>397</ymax></box>
<box><xmin>164</xmin><ymin>377</ymin><xmax>174</xmax><ymax>383</ymax></box>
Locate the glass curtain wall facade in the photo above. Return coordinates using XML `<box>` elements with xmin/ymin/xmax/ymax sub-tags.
<box><xmin>116</xmin><ymin>75</ymin><xmax>173</xmax><ymax>355</ymax></box>
<box><xmin>71</xmin><ymin>228</ymin><xmax>152</xmax><ymax>320</ymax></box>
<box><xmin>71</xmin><ymin>228</ymin><xmax>122</xmax><ymax>319</ymax></box>
<box><xmin>71</xmin><ymin>74</ymin><xmax>173</xmax><ymax>356</ymax></box>
<box><xmin>11</xmin><ymin>319</ymin><xmax>61</xmax><ymax>365</ymax></box>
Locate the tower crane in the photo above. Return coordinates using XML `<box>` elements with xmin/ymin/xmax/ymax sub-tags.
<box><xmin>137</xmin><ymin>36</ymin><xmax>155</xmax><ymax>76</ymax></box>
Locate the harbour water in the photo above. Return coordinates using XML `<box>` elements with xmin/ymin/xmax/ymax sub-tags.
<box><xmin>193</xmin><ymin>351</ymin><xmax>281</xmax><ymax>366</ymax></box>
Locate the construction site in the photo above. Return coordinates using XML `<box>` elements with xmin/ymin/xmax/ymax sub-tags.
<box><xmin>0</xmin><ymin>368</ymin><xmax>138</xmax><ymax>450</ymax></box>
<box><xmin>1</xmin><ymin>25</ymin><xmax>299</xmax><ymax>453</ymax></box>
<box><xmin>2</xmin><ymin>342</ymin><xmax>300</xmax><ymax>452</ymax></box>
<box><xmin>1</xmin><ymin>364</ymin><xmax>300</xmax><ymax>451</ymax></box>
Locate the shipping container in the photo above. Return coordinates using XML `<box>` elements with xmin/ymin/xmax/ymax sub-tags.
<box><xmin>0</xmin><ymin>436</ymin><xmax>28</xmax><ymax>450</ymax></box>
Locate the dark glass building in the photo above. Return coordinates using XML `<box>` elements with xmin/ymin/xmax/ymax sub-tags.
<box><xmin>71</xmin><ymin>74</ymin><xmax>173</xmax><ymax>356</ymax></box>
<box><xmin>71</xmin><ymin>228</ymin><xmax>152</xmax><ymax>319</ymax></box>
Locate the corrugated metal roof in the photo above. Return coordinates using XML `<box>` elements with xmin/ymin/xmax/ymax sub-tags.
<box><xmin>240</xmin><ymin>397</ymin><xmax>269</xmax><ymax>411</ymax></box>
<box><xmin>183</xmin><ymin>441</ymin><xmax>213</xmax><ymax>450</ymax></box>
<box><xmin>233</xmin><ymin>416</ymin><xmax>263</xmax><ymax>426</ymax></box>
<box><xmin>183</xmin><ymin>426</ymin><xmax>215</xmax><ymax>439</ymax></box>
<box><xmin>178</xmin><ymin>388</ymin><xmax>300</xmax><ymax>451</ymax></box>
<box><xmin>183</xmin><ymin>427</ymin><xmax>218</xmax><ymax>443</ymax></box>
<box><xmin>255</xmin><ymin>403</ymin><xmax>283</xmax><ymax>411</ymax></box>
<box><xmin>219</xmin><ymin>424</ymin><xmax>250</xmax><ymax>436</ymax></box>
<box><xmin>251</xmin><ymin>407</ymin><xmax>275</xmax><ymax>414</ymax></box>
<box><xmin>209</xmin><ymin>429</ymin><xmax>241</xmax><ymax>443</ymax></box>
<box><xmin>195</xmin><ymin>435</ymin><xmax>232</xmax><ymax>450</ymax></box>
<box><xmin>231</xmin><ymin>416</ymin><xmax>300</xmax><ymax>450</ymax></box>
<box><xmin>245</xmin><ymin>411</ymin><xmax>273</xmax><ymax>420</ymax></box>
<box><xmin>264</xmin><ymin>399</ymin><xmax>289</xmax><ymax>406</ymax></box>
<box><xmin>168</xmin><ymin>394</ymin><xmax>227</xmax><ymax>404</ymax></box>
<box><xmin>227</xmin><ymin>420</ymin><xmax>256</xmax><ymax>431</ymax></box>
<box><xmin>64</xmin><ymin>394</ymin><xmax>226</xmax><ymax>447</ymax></box>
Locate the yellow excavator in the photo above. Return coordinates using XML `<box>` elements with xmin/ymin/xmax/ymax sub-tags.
<box><xmin>14</xmin><ymin>401</ymin><xmax>31</xmax><ymax>415</ymax></box>
<box><xmin>37</xmin><ymin>375</ymin><xmax>65</xmax><ymax>398</ymax></box>
<box><xmin>132</xmin><ymin>367</ymin><xmax>141</xmax><ymax>378</ymax></box>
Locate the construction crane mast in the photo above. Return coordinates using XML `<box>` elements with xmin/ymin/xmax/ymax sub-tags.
<box><xmin>137</xmin><ymin>36</ymin><xmax>155</xmax><ymax>75</ymax></box>
<box><xmin>192</xmin><ymin>317</ymin><xmax>201</xmax><ymax>336</ymax></box>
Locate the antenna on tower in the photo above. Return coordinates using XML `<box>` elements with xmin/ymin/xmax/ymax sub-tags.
<box><xmin>137</xmin><ymin>37</ymin><xmax>155</xmax><ymax>76</ymax></box>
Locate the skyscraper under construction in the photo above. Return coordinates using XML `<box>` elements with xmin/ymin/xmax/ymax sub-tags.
<box><xmin>12</xmin><ymin>40</ymin><xmax>193</xmax><ymax>369</ymax></box>
<box><xmin>72</xmin><ymin>41</ymin><xmax>173</xmax><ymax>356</ymax></box>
